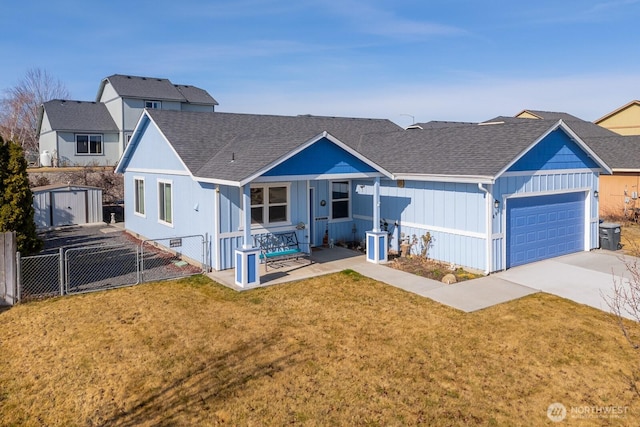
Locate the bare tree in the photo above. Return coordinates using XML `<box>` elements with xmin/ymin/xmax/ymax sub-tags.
<box><xmin>0</xmin><ymin>68</ymin><xmax>70</xmax><ymax>156</ymax></box>
<box><xmin>603</xmin><ymin>247</ymin><xmax>640</xmax><ymax>396</ymax></box>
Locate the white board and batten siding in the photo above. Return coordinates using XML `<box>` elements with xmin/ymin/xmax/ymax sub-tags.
<box><xmin>32</xmin><ymin>184</ymin><xmax>103</xmax><ymax>228</ymax></box>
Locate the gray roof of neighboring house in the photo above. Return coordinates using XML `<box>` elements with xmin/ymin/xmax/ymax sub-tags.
<box><xmin>410</xmin><ymin>121</ymin><xmax>477</xmax><ymax>129</ymax></box>
<box><xmin>99</xmin><ymin>74</ymin><xmax>218</xmax><ymax>105</ymax></box>
<box><xmin>357</xmin><ymin>120</ymin><xmax>573</xmax><ymax>177</ymax></box>
<box><xmin>40</xmin><ymin>100</ymin><xmax>118</xmax><ymax>133</ymax></box>
<box><xmin>516</xmin><ymin>110</ymin><xmax>585</xmax><ymax>121</ymax></box>
<box><xmin>580</xmin><ymin>135</ymin><xmax>640</xmax><ymax>171</ymax></box>
<box><xmin>143</xmin><ymin>110</ymin><xmax>401</xmax><ymax>182</ymax></box>
<box><xmin>174</xmin><ymin>84</ymin><xmax>219</xmax><ymax>105</ymax></box>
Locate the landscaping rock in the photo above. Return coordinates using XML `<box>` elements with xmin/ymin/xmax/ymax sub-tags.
<box><xmin>441</xmin><ymin>273</ymin><xmax>457</xmax><ymax>284</ymax></box>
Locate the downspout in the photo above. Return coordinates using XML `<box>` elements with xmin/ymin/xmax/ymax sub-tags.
<box><xmin>478</xmin><ymin>183</ymin><xmax>491</xmax><ymax>275</ymax></box>
<box><xmin>214</xmin><ymin>185</ymin><xmax>221</xmax><ymax>270</ymax></box>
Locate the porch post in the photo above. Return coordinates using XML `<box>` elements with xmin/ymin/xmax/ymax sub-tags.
<box><xmin>235</xmin><ymin>184</ymin><xmax>260</xmax><ymax>288</ymax></box>
<box><xmin>366</xmin><ymin>177</ymin><xmax>388</xmax><ymax>264</ymax></box>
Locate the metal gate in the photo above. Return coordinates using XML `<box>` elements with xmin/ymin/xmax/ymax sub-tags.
<box><xmin>16</xmin><ymin>234</ymin><xmax>209</xmax><ymax>303</ymax></box>
<box><xmin>65</xmin><ymin>244</ymin><xmax>139</xmax><ymax>294</ymax></box>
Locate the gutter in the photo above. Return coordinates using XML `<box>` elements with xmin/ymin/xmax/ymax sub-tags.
<box><xmin>478</xmin><ymin>183</ymin><xmax>492</xmax><ymax>275</ymax></box>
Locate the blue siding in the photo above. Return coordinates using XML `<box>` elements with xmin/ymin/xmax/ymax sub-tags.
<box><xmin>248</xmin><ymin>253</ymin><xmax>257</xmax><ymax>282</ymax></box>
<box><xmin>508</xmin><ymin>129</ymin><xmax>600</xmax><ymax>172</ymax></box>
<box><xmin>263</xmin><ymin>138</ymin><xmax>377</xmax><ymax>176</ymax></box>
<box><xmin>352</xmin><ymin>179</ymin><xmax>487</xmax><ymax>271</ymax></box>
<box><xmin>367</xmin><ymin>235</ymin><xmax>375</xmax><ymax>261</ymax></box>
<box><xmin>218</xmin><ymin>181</ymin><xmax>310</xmax><ymax>270</ymax></box>
<box><xmin>123</xmin><ymin>172</ymin><xmax>215</xmax><ymax>267</ymax></box>
<box><xmin>124</xmin><ymin>119</ymin><xmax>187</xmax><ymax>172</ymax></box>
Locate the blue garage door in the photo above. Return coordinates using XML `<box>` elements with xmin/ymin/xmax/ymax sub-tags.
<box><xmin>507</xmin><ymin>192</ymin><xmax>585</xmax><ymax>268</ymax></box>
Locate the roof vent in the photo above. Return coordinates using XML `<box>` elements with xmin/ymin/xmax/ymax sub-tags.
<box><xmin>126</xmin><ymin>76</ymin><xmax>132</xmax><ymax>79</ymax></box>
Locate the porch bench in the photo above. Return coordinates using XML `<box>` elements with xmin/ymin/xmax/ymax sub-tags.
<box><xmin>254</xmin><ymin>231</ymin><xmax>310</xmax><ymax>271</ymax></box>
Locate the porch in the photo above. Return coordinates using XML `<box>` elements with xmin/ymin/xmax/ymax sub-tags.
<box><xmin>209</xmin><ymin>246</ymin><xmax>366</xmax><ymax>290</ymax></box>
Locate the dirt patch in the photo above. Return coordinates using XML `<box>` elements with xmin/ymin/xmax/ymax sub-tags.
<box><xmin>387</xmin><ymin>256</ymin><xmax>483</xmax><ymax>282</ymax></box>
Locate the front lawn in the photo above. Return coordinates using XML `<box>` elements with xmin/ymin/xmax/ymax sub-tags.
<box><xmin>0</xmin><ymin>273</ymin><xmax>637</xmax><ymax>426</ymax></box>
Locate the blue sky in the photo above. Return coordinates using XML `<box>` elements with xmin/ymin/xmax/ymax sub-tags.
<box><xmin>1</xmin><ymin>0</ymin><xmax>639</xmax><ymax>127</ymax></box>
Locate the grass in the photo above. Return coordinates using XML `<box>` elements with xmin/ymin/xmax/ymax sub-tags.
<box><xmin>0</xmin><ymin>273</ymin><xmax>638</xmax><ymax>426</ymax></box>
<box><xmin>621</xmin><ymin>221</ymin><xmax>640</xmax><ymax>255</ymax></box>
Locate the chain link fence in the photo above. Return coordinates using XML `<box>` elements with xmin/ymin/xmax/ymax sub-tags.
<box><xmin>17</xmin><ymin>251</ymin><xmax>63</xmax><ymax>302</ymax></box>
<box><xmin>65</xmin><ymin>244</ymin><xmax>139</xmax><ymax>295</ymax></box>
<box><xmin>16</xmin><ymin>233</ymin><xmax>208</xmax><ymax>303</ymax></box>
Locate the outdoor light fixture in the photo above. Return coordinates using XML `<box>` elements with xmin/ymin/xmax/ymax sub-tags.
<box><xmin>494</xmin><ymin>199</ymin><xmax>500</xmax><ymax>209</ymax></box>
<box><xmin>594</xmin><ymin>191</ymin><xmax>599</xmax><ymax>198</ymax></box>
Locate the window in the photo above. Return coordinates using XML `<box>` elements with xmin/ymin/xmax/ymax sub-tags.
<box><xmin>145</xmin><ymin>100</ymin><xmax>161</xmax><ymax>109</ymax></box>
<box><xmin>158</xmin><ymin>180</ymin><xmax>172</xmax><ymax>225</ymax></box>
<box><xmin>331</xmin><ymin>180</ymin><xmax>350</xmax><ymax>220</ymax></box>
<box><xmin>250</xmin><ymin>185</ymin><xmax>288</xmax><ymax>225</ymax></box>
<box><xmin>76</xmin><ymin>134</ymin><xmax>103</xmax><ymax>154</ymax></box>
<box><xmin>134</xmin><ymin>178</ymin><xmax>145</xmax><ymax>216</ymax></box>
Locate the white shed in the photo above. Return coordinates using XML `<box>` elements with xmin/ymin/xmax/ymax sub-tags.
<box><xmin>32</xmin><ymin>184</ymin><xmax>103</xmax><ymax>229</ymax></box>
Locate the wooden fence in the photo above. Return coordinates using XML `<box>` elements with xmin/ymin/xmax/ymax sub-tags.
<box><xmin>1</xmin><ymin>232</ymin><xmax>17</xmax><ymax>306</ymax></box>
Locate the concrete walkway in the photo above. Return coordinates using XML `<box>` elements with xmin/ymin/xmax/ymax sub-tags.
<box><xmin>207</xmin><ymin>247</ymin><xmax>637</xmax><ymax>316</ymax></box>
<box><xmin>208</xmin><ymin>247</ymin><xmax>539</xmax><ymax>312</ymax></box>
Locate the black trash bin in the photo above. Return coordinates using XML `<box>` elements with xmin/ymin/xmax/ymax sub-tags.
<box><xmin>599</xmin><ymin>222</ymin><xmax>621</xmax><ymax>250</ymax></box>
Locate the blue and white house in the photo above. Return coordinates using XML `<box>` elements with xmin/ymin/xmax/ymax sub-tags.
<box><xmin>115</xmin><ymin>109</ymin><xmax>611</xmax><ymax>287</ymax></box>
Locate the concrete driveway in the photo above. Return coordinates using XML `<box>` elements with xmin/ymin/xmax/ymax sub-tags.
<box><xmin>494</xmin><ymin>250</ymin><xmax>635</xmax><ymax>318</ymax></box>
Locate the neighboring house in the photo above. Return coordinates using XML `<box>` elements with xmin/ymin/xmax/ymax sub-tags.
<box><xmin>36</xmin><ymin>74</ymin><xmax>218</xmax><ymax>166</ymax></box>
<box><xmin>594</xmin><ymin>100</ymin><xmax>640</xmax><ymax>136</ymax></box>
<box><xmin>115</xmin><ymin>110</ymin><xmax>610</xmax><ymax>287</ymax></box>
<box><xmin>513</xmin><ymin>109</ymin><xmax>640</xmax><ymax>218</ymax></box>
<box><xmin>37</xmin><ymin>100</ymin><xmax>119</xmax><ymax>167</ymax></box>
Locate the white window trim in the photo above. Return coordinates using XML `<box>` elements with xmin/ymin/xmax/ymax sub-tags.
<box><xmin>330</xmin><ymin>179</ymin><xmax>351</xmax><ymax>222</ymax></box>
<box><xmin>157</xmin><ymin>179</ymin><xmax>174</xmax><ymax>227</ymax></box>
<box><xmin>75</xmin><ymin>133</ymin><xmax>104</xmax><ymax>155</ymax></box>
<box><xmin>133</xmin><ymin>176</ymin><xmax>146</xmax><ymax>218</ymax></box>
<box><xmin>246</xmin><ymin>183</ymin><xmax>292</xmax><ymax>228</ymax></box>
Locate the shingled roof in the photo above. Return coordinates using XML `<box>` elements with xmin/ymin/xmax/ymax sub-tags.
<box><xmin>356</xmin><ymin>120</ymin><xmax>591</xmax><ymax>178</ymax></box>
<box><xmin>140</xmin><ymin>110</ymin><xmax>401</xmax><ymax>182</ymax></box>
<box><xmin>39</xmin><ymin>100</ymin><xmax>118</xmax><ymax>133</ymax></box>
<box><xmin>486</xmin><ymin>114</ymin><xmax>638</xmax><ymax>171</ymax></box>
<box><xmin>515</xmin><ymin>109</ymin><xmax>585</xmax><ymax>121</ymax></box>
<box><xmin>98</xmin><ymin>74</ymin><xmax>218</xmax><ymax>105</ymax></box>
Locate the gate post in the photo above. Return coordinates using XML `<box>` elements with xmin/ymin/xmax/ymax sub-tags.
<box><xmin>59</xmin><ymin>248</ymin><xmax>65</xmax><ymax>296</ymax></box>
<box><xmin>1</xmin><ymin>231</ymin><xmax>17</xmax><ymax>306</ymax></box>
